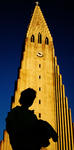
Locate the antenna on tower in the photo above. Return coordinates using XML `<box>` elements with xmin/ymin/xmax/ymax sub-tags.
<box><xmin>35</xmin><ymin>1</ymin><xmax>39</xmax><ymax>6</ymax></box>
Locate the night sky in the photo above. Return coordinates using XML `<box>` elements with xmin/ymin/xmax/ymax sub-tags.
<box><xmin>0</xmin><ymin>0</ymin><xmax>74</xmax><ymax>141</ymax></box>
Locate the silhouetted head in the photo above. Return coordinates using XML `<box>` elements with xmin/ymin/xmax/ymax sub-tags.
<box><xmin>19</xmin><ymin>88</ymin><xmax>36</xmax><ymax>108</ymax></box>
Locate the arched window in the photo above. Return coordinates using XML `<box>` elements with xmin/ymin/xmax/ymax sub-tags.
<box><xmin>31</xmin><ymin>35</ymin><xmax>35</xmax><ymax>42</ymax></box>
<box><xmin>45</xmin><ymin>37</ymin><xmax>49</xmax><ymax>45</ymax></box>
<box><xmin>38</xmin><ymin>33</ymin><xmax>42</xmax><ymax>43</ymax></box>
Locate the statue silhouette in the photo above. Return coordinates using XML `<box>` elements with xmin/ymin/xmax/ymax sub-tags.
<box><xmin>6</xmin><ymin>88</ymin><xmax>58</xmax><ymax>150</ymax></box>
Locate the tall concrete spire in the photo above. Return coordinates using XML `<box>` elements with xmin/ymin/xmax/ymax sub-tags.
<box><xmin>26</xmin><ymin>4</ymin><xmax>52</xmax><ymax>42</ymax></box>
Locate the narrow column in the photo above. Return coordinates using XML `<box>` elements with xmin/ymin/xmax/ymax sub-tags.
<box><xmin>65</xmin><ymin>97</ymin><xmax>71</xmax><ymax>150</ymax></box>
<box><xmin>6</xmin><ymin>132</ymin><xmax>12</xmax><ymax>150</ymax></box>
<box><xmin>3</xmin><ymin>130</ymin><xmax>7</xmax><ymax>150</ymax></box>
<box><xmin>69</xmin><ymin>109</ymin><xmax>73</xmax><ymax>150</ymax></box>
<box><xmin>59</xmin><ymin>74</ymin><xmax>63</xmax><ymax>150</ymax></box>
<box><xmin>60</xmin><ymin>83</ymin><xmax>66</xmax><ymax>150</ymax></box>
<box><xmin>62</xmin><ymin>85</ymin><xmax>68</xmax><ymax>150</ymax></box>
<box><xmin>57</xmin><ymin>65</ymin><xmax>60</xmax><ymax>150</ymax></box>
<box><xmin>0</xmin><ymin>140</ymin><xmax>3</xmax><ymax>150</ymax></box>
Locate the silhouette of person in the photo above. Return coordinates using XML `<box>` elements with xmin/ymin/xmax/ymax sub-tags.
<box><xmin>6</xmin><ymin>88</ymin><xmax>58</xmax><ymax>150</ymax></box>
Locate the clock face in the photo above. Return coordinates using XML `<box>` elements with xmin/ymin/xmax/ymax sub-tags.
<box><xmin>37</xmin><ymin>52</ymin><xmax>43</xmax><ymax>57</ymax></box>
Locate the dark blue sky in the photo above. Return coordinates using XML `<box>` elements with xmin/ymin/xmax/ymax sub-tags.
<box><xmin>0</xmin><ymin>0</ymin><xmax>74</xmax><ymax>141</ymax></box>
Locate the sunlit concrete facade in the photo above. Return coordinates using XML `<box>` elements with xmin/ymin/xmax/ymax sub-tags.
<box><xmin>73</xmin><ymin>123</ymin><xmax>74</xmax><ymax>148</ymax></box>
<box><xmin>0</xmin><ymin>4</ymin><xmax>73</xmax><ymax>150</ymax></box>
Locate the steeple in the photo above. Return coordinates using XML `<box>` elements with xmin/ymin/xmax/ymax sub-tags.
<box><xmin>27</xmin><ymin>4</ymin><xmax>52</xmax><ymax>42</ymax></box>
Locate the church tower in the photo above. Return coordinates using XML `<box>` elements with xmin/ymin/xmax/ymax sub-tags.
<box><xmin>0</xmin><ymin>3</ymin><xmax>73</xmax><ymax>150</ymax></box>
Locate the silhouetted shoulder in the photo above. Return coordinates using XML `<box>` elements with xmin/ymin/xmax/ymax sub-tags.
<box><xmin>11</xmin><ymin>106</ymin><xmax>21</xmax><ymax>112</ymax></box>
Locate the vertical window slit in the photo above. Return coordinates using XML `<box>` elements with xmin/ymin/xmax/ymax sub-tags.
<box><xmin>39</xmin><ymin>75</ymin><xmax>41</xmax><ymax>79</ymax></box>
<box><xmin>39</xmin><ymin>113</ymin><xmax>41</xmax><ymax>118</ymax></box>
<box><xmin>39</xmin><ymin>100</ymin><xmax>41</xmax><ymax>104</ymax></box>
<box><xmin>39</xmin><ymin>87</ymin><xmax>41</xmax><ymax>91</ymax></box>
<box><xmin>39</xmin><ymin>64</ymin><xmax>41</xmax><ymax>68</ymax></box>
<box><xmin>38</xmin><ymin>33</ymin><xmax>42</xmax><ymax>43</ymax></box>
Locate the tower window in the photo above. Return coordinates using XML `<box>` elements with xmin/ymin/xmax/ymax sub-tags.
<box><xmin>39</xmin><ymin>100</ymin><xmax>41</xmax><ymax>104</ymax></box>
<box><xmin>39</xmin><ymin>87</ymin><xmax>41</xmax><ymax>91</ymax></box>
<box><xmin>38</xmin><ymin>33</ymin><xmax>42</xmax><ymax>43</ymax></box>
<box><xmin>31</xmin><ymin>35</ymin><xmax>35</xmax><ymax>42</ymax></box>
<box><xmin>39</xmin><ymin>64</ymin><xmax>41</xmax><ymax>68</ymax></box>
<box><xmin>39</xmin><ymin>113</ymin><xmax>41</xmax><ymax>118</ymax></box>
<box><xmin>45</xmin><ymin>37</ymin><xmax>49</xmax><ymax>45</ymax></box>
<box><xmin>39</xmin><ymin>75</ymin><xmax>41</xmax><ymax>79</ymax></box>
